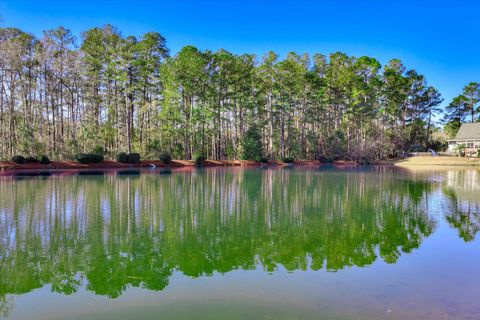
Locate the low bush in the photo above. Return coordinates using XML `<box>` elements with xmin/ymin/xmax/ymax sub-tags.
<box><xmin>39</xmin><ymin>155</ymin><xmax>51</xmax><ymax>164</ymax></box>
<box><xmin>159</xmin><ymin>152</ymin><xmax>172</xmax><ymax>165</ymax></box>
<box><xmin>115</xmin><ymin>152</ymin><xmax>141</xmax><ymax>164</ymax></box>
<box><xmin>357</xmin><ymin>157</ymin><xmax>371</xmax><ymax>165</ymax></box>
<box><xmin>318</xmin><ymin>156</ymin><xmax>333</xmax><ymax>163</ymax></box>
<box><xmin>127</xmin><ymin>153</ymin><xmax>141</xmax><ymax>164</ymax></box>
<box><xmin>26</xmin><ymin>156</ymin><xmax>40</xmax><ymax>163</ymax></box>
<box><xmin>194</xmin><ymin>154</ymin><xmax>206</xmax><ymax>167</ymax></box>
<box><xmin>11</xmin><ymin>155</ymin><xmax>26</xmax><ymax>164</ymax></box>
<box><xmin>115</xmin><ymin>152</ymin><xmax>129</xmax><ymax>163</ymax></box>
<box><xmin>409</xmin><ymin>144</ymin><xmax>426</xmax><ymax>152</ymax></box>
<box><xmin>282</xmin><ymin>156</ymin><xmax>295</xmax><ymax>163</ymax></box>
<box><xmin>75</xmin><ymin>153</ymin><xmax>104</xmax><ymax>164</ymax></box>
<box><xmin>92</xmin><ymin>145</ymin><xmax>105</xmax><ymax>155</ymax></box>
<box><xmin>260</xmin><ymin>156</ymin><xmax>269</xmax><ymax>164</ymax></box>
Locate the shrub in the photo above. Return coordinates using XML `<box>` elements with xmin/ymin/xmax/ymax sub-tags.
<box><xmin>357</xmin><ymin>157</ymin><xmax>371</xmax><ymax>165</ymax></box>
<box><xmin>145</xmin><ymin>139</ymin><xmax>161</xmax><ymax>158</ymax></box>
<box><xmin>127</xmin><ymin>153</ymin><xmax>141</xmax><ymax>164</ymax></box>
<box><xmin>11</xmin><ymin>155</ymin><xmax>26</xmax><ymax>164</ymax></box>
<box><xmin>282</xmin><ymin>156</ymin><xmax>295</xmax><ymax>163</ymax></box>
<box><xmin>409</xmin><ymin>144</ymin><xmax>426</xmax><ymax>153</ymax></box>
<box><xmin>260</xmin><ymin>156</ymin><xmax>269</xmax><ymax>164</ymax></box>
<box><xmin>453</xmin><ymin>144</ymin><xmax>466</xmax><ymax>157</ymax></box>
<box><xmin>26</xmin><ymin>156</ymin><xmax>40</xmax><ymax>163</ymax></box>
<box><xmin>92</xmin><ymin>145</ymin><xmax>105</xmax><ymax>155</ymax></box>
<box><xmin>242</xmin><ymin>125</ymin><xmax>263</xmax><ymax>162</ymax></box>
<box><xmin>318</xmin><ymin>155</ymin><xmax>333</xmax><ymax>163</ymax></box>
<box><xmin>194</xmin><ymin>154</ymin><xmax>206</xmax><ymax>167</ymax></box>
<box><xmin>116</xmin><ymin>152</ymin><xmax>129</xmax><ymax>163</ymax></box>
<box><xmin>324</xmin><ymin>130</ymin><xmax>347</xmax><ymax>159</ymax></box>
<box><xmin>159</xmin><ymin>152</ymin><xmax>172</xmax><ymax>165</ymax></box>
<box><xmin>75</xmin><ymin>153</ymin><xmax>104</xmax><ymax>164</ymax></box>
<box><xmin>39</xmin><ymin>155</ymin><xmax>51</xmax><ymax>164</ymax></box>
<box><xmin>115</xmin><ymin>152</ymin><xmax>141</xmax><ymax>164</ymax></box>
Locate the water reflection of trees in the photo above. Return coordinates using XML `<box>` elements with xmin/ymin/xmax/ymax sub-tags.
<box><xmin>442</xmin><ymin>170</ymin><xmax>480</xmax><ymax>242</ymax></box>
<box><xmin>0</xmin><ymin>169</ymin><xmax>435</xmax><ymax>299</ymax></box>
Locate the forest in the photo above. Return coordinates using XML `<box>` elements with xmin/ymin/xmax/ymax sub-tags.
<box><xmin>0</xmin><ymin>25</ymin><xmax>477</xmax><ymax>162</ymax></box>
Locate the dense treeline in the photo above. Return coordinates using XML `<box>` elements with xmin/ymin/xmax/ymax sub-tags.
<box><xmin>443</xmin><ymin>82</ymin><xmax>480</xmax><ymax>138</ymax></box>
<box><xmin>0</xmin><ymin>25</ymin><xmax>446</xmax><ymax>161</ymax></box>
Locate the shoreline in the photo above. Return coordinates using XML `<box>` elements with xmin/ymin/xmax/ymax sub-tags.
<box><xmin>0</xmin><ymin>159</ymin><xmax>355</xmax><ymax>173</ymax></box>
<box><xmin>0</xmin><ymin>159</ymin><xmax>262</xmax><ymax>172</ymax></box>
<box><xmin>2</xmin><ymin>156</ymin><xmax>480</xmax><ymax>173</ymax></box>
<box><xmin>380</xmin><ymin>156</ymin><xmax>480</xmax><ymax>167</ymax></box>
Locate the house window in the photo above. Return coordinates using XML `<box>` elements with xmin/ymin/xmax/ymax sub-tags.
<box><xmin>467</xmin><ymin>141</ymin><xmax>474</xmax><ymax>148</ymax></box>
<box><xmin>475</xmin><ymin>141</ymin><xmax>480</xmax><ymax>148</ymax></box>
<box><xmin>449</xmin><ymin>141</ymin><xmax>457</xmax><ymax>145</ymax></box>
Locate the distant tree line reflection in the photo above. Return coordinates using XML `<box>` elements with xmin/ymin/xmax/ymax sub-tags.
<box><xmin>1</xmin><ymin>167</ymin><xmax>476</xmax><ymax>300</ymax></box>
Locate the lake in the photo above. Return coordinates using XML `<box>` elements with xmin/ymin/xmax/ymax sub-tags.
<box><xmin>0</xmin><ymin>166</ymin><xmax>479</xmax><ymax>320</ymax></box>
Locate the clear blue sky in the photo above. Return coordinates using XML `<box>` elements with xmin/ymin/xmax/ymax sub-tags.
<box><xmin>1</xmin><ymin>0</ymin><xmax>479</xmax><ymax>119</ymax></box>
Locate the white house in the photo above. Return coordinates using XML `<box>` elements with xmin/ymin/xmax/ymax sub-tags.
<box><xmin>447</xmin><ymin>123</ymin><xmax>480</xmax><ymax>155</ymax></box>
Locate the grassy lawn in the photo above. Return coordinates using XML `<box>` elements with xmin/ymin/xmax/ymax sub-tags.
<box><xmin>394</xmin><ymin>156</ymin><xmax>480</xmax><ymax>166</ymax></box>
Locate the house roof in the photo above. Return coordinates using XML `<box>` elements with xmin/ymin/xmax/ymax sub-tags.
<box><xmin>453</xmin><ymin>123</ymin><xmax>480</xmax><ymax>140</ymax></box>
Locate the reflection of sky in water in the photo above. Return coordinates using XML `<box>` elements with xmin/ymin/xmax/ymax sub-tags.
<box><xmin>0</xmin><ymin>167</ymin><xmax>479</xmax><ymax>320</ymax></box>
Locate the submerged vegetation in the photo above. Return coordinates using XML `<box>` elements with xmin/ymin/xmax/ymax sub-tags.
<box><xmin>1</xmin><ymin>25</ymin><xmax>477</xmax><ymax>161</ymax></box>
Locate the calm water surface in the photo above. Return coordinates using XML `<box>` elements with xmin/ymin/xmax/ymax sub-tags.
<box><xmin>0</xmin><ymin>166</ymin><xmax>479</xmax><ymax>320</ymax></box>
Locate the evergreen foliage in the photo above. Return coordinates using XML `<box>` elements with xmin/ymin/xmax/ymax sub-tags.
<box><xmin>116</xmin><ymin>152</ymin><xmax>129</xmax><ymax>163</ymax></box>
<box><xmin>282</xmin><ymin>157</ymin><xmax>295</xmax><ymax>163</ymax></box>
<box><xmin>11</xmin><ymin>155</ymin><xmax>26</xmax><ymax>164</ymax></box>
<box><xmin>75</xmin><ymin>153</ymin><xmax>104</xmax><ymax>164</ymax></box>
<box><xmin>39</xmin><ymin>155</ymin><xmax>51</xmax><ymax>164</ymax></box>
<box><xmin>2</xmin><ymin>25</ymin><xmax>474</xmax><ymax>161</ymax></box>
<box><xmin>242</xmin><ymin>125</ymin><xmax>263</xmax><ymax>162</ymax></box>
<box><xmin>26</xmin><ymin>156</ymin><xmax>40</xmax><ymax>163</ymax></box>
<box><xmin>127</xmin><ymin>153</ymin><xmax>141</xmax><ymax>164</ymax></box>
<box><xmin>194</xmin><ymin>154</ymin><xmax>206</xmax><ymax>167</ymax></box>
<box><xmin>159</xmin><ymin>152</ymin><xmax>172</xmax><ymax>164</ymax></box>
